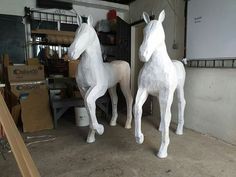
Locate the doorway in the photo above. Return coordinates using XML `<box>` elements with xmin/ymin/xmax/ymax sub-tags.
<box><xmin>131</xmin><ymin>22</ymin><xmax>152</xmax><ymax>116</ymax></box>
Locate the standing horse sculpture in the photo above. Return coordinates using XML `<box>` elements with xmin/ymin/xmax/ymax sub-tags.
<box><xmin>68</xmin><ymin>15</ymin><xmax>133</xmax><ymax>143</ymax></box>
<box><xmin>134</xmin><ymin>10</ymin><xmax>186</xmax><ymax>158</ymax></box>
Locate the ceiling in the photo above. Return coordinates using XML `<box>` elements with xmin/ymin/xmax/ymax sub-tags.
<box><xmin>101</xmin><ymin>0</ymin><xmax>136</xmax><ymax>5</ymax></box>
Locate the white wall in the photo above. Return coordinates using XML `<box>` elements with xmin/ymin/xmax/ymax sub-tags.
<box><xmin>187</xmin><ymin>0</ymin><xmax>236</xmax><ymax>59</ymax></box>
<box><xmin>172</xmin><ymin>68</ymin><xmax>236</xmax><ymax>145</ymax></box>
<box><xmin>0</xmin><ymin>0</ymin><xmax>30</xmax><ymax>16</ymax></box>
<box><xmin>130</xmin><ymin>0</ymin><xmax>186</xmax><ymax>60</ymax></box>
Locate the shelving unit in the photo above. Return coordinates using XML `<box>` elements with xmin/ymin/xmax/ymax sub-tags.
<box><xmin>24</xmin><ymin>7</ymin><xmax>81</xmax><ymax>59</ymax></box>
<box><xmin>99</xmin><ymin>16</ymin><xmax>131</xmax><ymax>63</ymax></box>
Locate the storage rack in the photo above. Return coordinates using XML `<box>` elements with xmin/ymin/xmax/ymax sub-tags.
<box><xmin>24</xmin><ymin>7</ymin><xmax>82</xmax><ymax>58</ymax></box>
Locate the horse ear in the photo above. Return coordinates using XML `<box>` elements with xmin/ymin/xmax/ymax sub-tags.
<box><xmin>158</xmin><ymin>10</ymin><xmax>165</xmax><ymax>23</ymax></box>
<box><xmin>143</xmin><ymin>12</ymin><xmax>150</xmax><ymax>24</ymax></box>
<box><xmin>87</xmin><ymin>15</ymin><xmax>94</xmax><ymax>26</ymax></box>
<box><xmin>76</xmin><ymin>15</ymin><xmax>82</xmax><ymax>26</ymax></box>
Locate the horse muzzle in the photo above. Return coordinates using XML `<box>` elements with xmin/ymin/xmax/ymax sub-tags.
<box><xmin>139</xmin><ymin>51</ymin><xmax>150</xmax><ymax>62</ymax></box>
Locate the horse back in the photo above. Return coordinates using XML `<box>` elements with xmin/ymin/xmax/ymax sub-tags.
<box><xmin>104</xmin><ymin>60</ymin><xmax>130</xmax><ymax>87</ymax></box>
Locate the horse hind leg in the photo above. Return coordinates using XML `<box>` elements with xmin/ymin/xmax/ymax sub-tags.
<box><xmin>119</xmin><ymin>75</ymin><xmax>133</xmax><ymax>129</ymax></box>
<box><xmin>134</xmin><ymin>88</ymin><xmax>148</xmax><ymax>144</ymax></box>
<box><xmin>176</xmin><ymin>85</ymin><xmax>186</xmax><ymax>135</ymax></box>
<box><xmin>108</xmin><ymin>86</ymin><xmax>118</xmax><ymax>126</ymax></box>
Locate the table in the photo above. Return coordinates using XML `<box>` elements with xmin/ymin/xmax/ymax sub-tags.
<box><xmin>48</xmin><ymin>77</ymin><xmax>111</xmax><ymax>128</ymax></box>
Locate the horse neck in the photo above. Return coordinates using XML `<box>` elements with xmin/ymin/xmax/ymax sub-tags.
<box><xmin>83</xmin><ymin>37</ymin><xmax>104</xmax><ymax>66</ymax></box>
<box><xmin>151</xmin><ymin>42</ymin><xmax>171</xmax><ymax>65</ymax></box>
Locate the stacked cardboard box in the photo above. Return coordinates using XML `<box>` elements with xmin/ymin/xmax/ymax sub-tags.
<box><xmin>7</xmin><ymin>63</ymin><xmax>53</xmax><ymax>132</ymax></box>
<box><xmin>68</xmin><ymin>60</ymin><xmax>80</xmax><ymax>78</ymax></box>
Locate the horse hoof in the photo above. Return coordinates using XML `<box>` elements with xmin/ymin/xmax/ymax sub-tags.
<box><xmin>125</xmin><ymin>123</ymin><xmax>131</xmax><ymax>129</ymax></box>
<box><xmin>135</xmin><ymin>133</ymin><xmax>144</xmax><ymax>144</ymax></box>
<box><xmin>176</xmin><ymin>129</ymin><xmax>183</xmax><ymax>135</ymax></box>
<box><xmin>110</xmin><ymin>121</ymin><xmax>117</xmax><ymax>126</ymax></box>
<box><xmin>87</xmin><ymin>136</ymin><xmax>95</xmax><ymax>143</ymax></box>
<box><xmin>157</xmin><ymin>151</ymin><xmax>168</xmax><ymax>159</ymax></box>
<box><xmin>175</xmin><ymin>124</ymin><xmax>183</xmax><ymax>135</ymax></box>
<box><xmin>96</xmin><ymin>124</ymin><xmax>104</xmax><ymax>135</ymax></box>
<box><xmin>176</xmin><ymin>126</ymin><xmax>183</xmax><ymax>135</ymax></box>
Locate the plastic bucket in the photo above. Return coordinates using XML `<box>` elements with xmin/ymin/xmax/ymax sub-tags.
<box><xmin>74</xmin><ymin>107</ymin><xmax>89</xmax><ymax>127</ymax></box>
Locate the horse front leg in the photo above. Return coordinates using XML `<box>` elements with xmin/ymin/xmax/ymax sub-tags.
<box><xmin>159</xmin><ymin>116</ymin><xmax>164</xmax><ymax>132</ymax></box>
<box><xmin>84</xmin><ymin>86</ymin><xmax>106</xmax><ymax>143</ymax></box>
<box><xmin>78</xmin><ymin>87</ymin><xmax>97</xmax><ymax>143</ymax></box>
<box><xmin>134</xmin><ymin>88</ymin><xmax>148</xmax><ymax>144</ymax></box>
<box><xmin>108</xmin><ymin>86</ymin><xmax>118</xmax><ymax>126</ymax></box>
<box><xmin>176</xmin><ymin>86</ymin><xmax>186</xmax><ymax>135</ymax></box>
<box><xmin>158</xmin><ymin>90</ymin><xmax>174</xmax><ymax>158</ymax></box>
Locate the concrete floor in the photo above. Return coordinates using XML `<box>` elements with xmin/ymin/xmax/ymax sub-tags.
<box><xmin>0</xmin><ymin>112</ymin><xmax>236</xmax><ymax>177</ymax></box>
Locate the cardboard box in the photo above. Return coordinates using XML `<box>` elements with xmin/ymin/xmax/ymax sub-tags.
<box><xmin>7</xmin><ymin>65</ymin><xmax>45</xmax><ymax>82</ymax></box>
<box><xmin>68</xmin><ymin>60</ymin><xmax>79</xmax><ymax>78</ymax></box>
<box><xmin>27</xmin><ymin>58</ymin><xmax>40</xmax><ymax>65</ymax></box>
<box><xmin>8</xmin><ymin>82</ymin><xmax>53</xmax><ymax>132</ymax></box>
<box><xmin>11</xmin><ymin>104</ymin><xmax>21</xmax><ymax>125</ymax></box>
<box><xmin>10</xmin><ymin>83</ymin><xmax>53</xmax><ymax>132</ymax></box>
<box><xmin>10</xmin><ymin>81</ymin><xmax>46</xmax><ymax>97</ymax></box>
<box><xmin>5</xmin><ymin>87</ymin><xmax>21</xmax><ymax>125</ymax></box>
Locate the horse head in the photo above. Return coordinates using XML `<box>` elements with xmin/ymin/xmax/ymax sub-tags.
<box><xmin>139</xmin><ymin>10</ymin><xmax>166</xmax><ymax>62</ymax></box>
<box><xmin>68</xmin><ymin>15</ymin><xmax>97</xmax><ymax>60</ymax></box>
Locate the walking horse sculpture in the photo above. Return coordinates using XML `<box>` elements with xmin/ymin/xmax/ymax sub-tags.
<box><xmin>134</xmin><ymin>10</ymin><xmax>186</xmax><ymax>158</ymax></box>
<box><xmin>68</xmin><ymin>15</ymin><xmax>133</xmax><ymax>143</ymax></box>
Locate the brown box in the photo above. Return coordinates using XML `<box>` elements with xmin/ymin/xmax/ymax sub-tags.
<box><xmin>27</xmin><ymin>58</ymin><xmax>40</xmax><ymax>65</ymax></box>
<box><xmin>10</xmin><ymin>82</ymin><xmax>53</xmax><ymax>132</ymax></box>
<box><xmin>7</xmin><ymin>65</ymin><xmax>45</xmax><ymax>82</ymax></box>
<box><xmin>10</xmin><ymin>81</ymin><xmax>46</xmax><ymax>97</ymax></box>
<box><xmin>11</xmin><ymin>104</ymin><xmax>21</xmax><ymax>125</ymax></box>
<box><xmin>68</xmin><ymin>60</ymin><xmax>79</xmax><ymax>78</ymax></box>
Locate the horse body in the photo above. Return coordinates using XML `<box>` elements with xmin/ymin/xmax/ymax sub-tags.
<box><xmin>138</xmin><ymin>53</ymin><xmax>178</xmax><ymax>96</ymax></box>
<box><xmin>134</xmin><ymin>10</ymin><xmax>186</xmax><ymax>158</ymax></box>
<box><xmin>68</xmin><ymin>16</ymin><xmax>133</xmax><ymax>143</ymax></box>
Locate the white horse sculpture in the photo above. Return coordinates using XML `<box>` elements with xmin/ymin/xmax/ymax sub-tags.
<box><xmin>134</xmin><ymin>10</ymin><xmax>186</xmax><ymax>158</ymax></box>
<box><xmin>68</xmin><ymin>15</ymin><xmax>133</xmax><ymax>143</ymax></box>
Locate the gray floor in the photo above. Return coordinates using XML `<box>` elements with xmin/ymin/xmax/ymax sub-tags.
<box><xmin>0</xmin><ymin>113</ymin><xmax>236</xmax><ymax>177</ymax></box>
